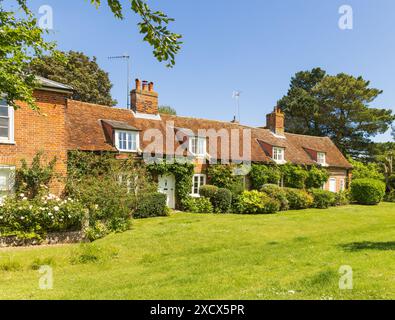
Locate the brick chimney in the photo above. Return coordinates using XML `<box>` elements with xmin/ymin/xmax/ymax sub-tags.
<box><xmin>266</xmin><ymin>107</ymin><xmax>285</xmax><ymax>136</ymax></box>
<box><xmin>131</xmin><ymin>79</ymin><xmax>158</xmax><ymax>114</ymax></box>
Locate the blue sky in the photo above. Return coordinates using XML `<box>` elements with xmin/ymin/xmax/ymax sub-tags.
<box><xmin>7</xmin><ymin>0</ymin><xmax>395</xmax><ymax>141</ymax></box>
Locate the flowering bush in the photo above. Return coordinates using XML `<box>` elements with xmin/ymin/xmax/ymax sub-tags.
<box><xmin>0</xmin><ymin>193</ymin><xmax>86</xmax><ymax>235</ymax></box>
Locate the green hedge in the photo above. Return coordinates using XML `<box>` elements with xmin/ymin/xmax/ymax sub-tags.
<box><xmin>182</xmin><ymin>197</ymin><xmax>213</xmax><ymax>213</ymax></box>
<box><xmin>199</xmin><ymin>185</ymin><xmax>232</xmax><ymax>213</ymax></box>
<box><xmin>261</xmin><ymin>184</ymin><xmax>289</xmax><ymax>211</ymax></box>
<box><xmin>351</xmin><ymin>179</ymin><xmax>386</xmax><ymax>205</ymax></box>
<box><xmin>134</xmin><ymin>193</ymin><xmax>169</xmax><ymax>219</ymax></box>
<box><xmin>284</xmin><ymin>188</ymin><xmax>314</xmax><ymax>210</ymax></box>
<box><xmin>235</xmin><ymin>190</ymin><xmax>280</xmax><ymax>214</ymax></box>
<box><xmin>309</xmin><ymin>189</ymin><xmax>336</xmax><ymax>209</ymax></box>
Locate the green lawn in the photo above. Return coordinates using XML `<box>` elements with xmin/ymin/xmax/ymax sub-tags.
<box><xmin>1</xmin><ymin>204</ymin><xmax>394</xmax><ymax>300</ymax></box>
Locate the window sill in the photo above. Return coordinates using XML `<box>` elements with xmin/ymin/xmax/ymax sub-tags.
<box><xmin>0</xmin><ymin>140</ymin><xmax>16</xmax><ymax>146</ymax></box>
<box><xmin>273</xmin><ymin>159</ymin><xmax>287</xmax><ymax>165</ymax></box>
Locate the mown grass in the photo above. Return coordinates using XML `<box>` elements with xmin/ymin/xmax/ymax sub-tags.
<box><xmin>0</xmin><ymin>203</ymin><xmax>394</xmax><ymax>300</ymax></box>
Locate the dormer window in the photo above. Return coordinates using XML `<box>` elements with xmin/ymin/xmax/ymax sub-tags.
<box><xmin>0</xmin><ymin>99</ymin><xmax>14</xmax><ymax>144</ymax></box>
<box><xmin>317</xmin><ymin>152</ymin><xmax>326</xmax><ymax>165</ymax></box>
<box><xmin>273</xmin><ymin>147</ymin><xmax>285</xmax><ymax>163</ymax></box>
<box><xmin>189</xmin><ymin>136</ymin><xmax>206</xmax><ymax>157</ymax></box>
<box><xmin>115</xmin><ymin>130</ymin><xmax>140</xmax><ymax>152</ymax></box>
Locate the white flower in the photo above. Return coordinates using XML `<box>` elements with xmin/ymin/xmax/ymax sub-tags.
<box><xmin>0</xmin><ymin>216</ymin><xmax>3</xmax><ymax>220</ymax></box>
<box><xmin>22</xmin><ymin>197</ymin><xmax>28</xmax><ymax>201</ymax></box>
<box><xmin>48</xmin><ymin>212</ymin><xmax>53</xmax><ymax>217</ymax></box>
<box><xmin>19</xmin><ymin>193</ymin><xmax>25</xmax><ymax>198</ymax></box>
<box><xmin>68</xmin><ymin>215</ymin><xmax>72</xmax><ymax>218</ymax></box>
<box><xmin>54</xmin><ymin>206</ymin><xmax>60</xmax><ymax>212</ymax></box>
<box><xmin>20</xmin><ymin>216</ymin><xmax>25</xmax><ymax>220</ymax></box>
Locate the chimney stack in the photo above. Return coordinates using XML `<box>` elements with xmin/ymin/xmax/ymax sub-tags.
<box><xmin>266</xmin><ymin>106</ymin><xmax>285</xmax><ymax>136</ymax></box>
<box><xmin>130</xmin><ymin>78</ymin><xmax>159</xmax><ymax>115</ymax></box>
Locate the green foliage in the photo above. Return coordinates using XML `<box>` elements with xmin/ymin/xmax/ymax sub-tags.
<box><xmin>0</xmin><ymin>194</ymin><xmax>86</xmax><ymax>236</ymax></box>
<box><xmin>182</xmin><ymin>197</ymin><xmax>213</xmax><ymax>214</ymax></box>
<box><xmin>211</xmin><ymin>188</ymin><xmax>232</xmax><ymax>214</ymax></box>
<box><xmin>199</xmin><ymin>185</ymin><xmax>232</xmax><ymax>213</ymax></box>
<box><xmin>206</xmin><ymin>165</ymin><xmax>245</xmax><ymax>192</ymax></box>
<box><xmin>348</xmin><ymin>158</ymin><xmax>385</xmax><ymax>181</ymax></box>
<box><xmin>387</xmin><ymin>175</ymin><xmax>395</xmax><ymax>191</ymax></box>
<box><xmin>158</xmin><ymin>105</ymin><xmax>177</xmax><ymax>115</ymax></box>
<box><xmin>0</xmin><ymin>5</ymin><xmax>57</xmax><ymax>110</ymax></box>
<box><xmin>261</xmin><ymin>184</ymin><xmax>289</xmax><ymax>211</ymax></box>
<box><xmin>351</xmin><ymin>179</ymin><xmax>386</xmax><ymax>205</ymax></box>
<box><xmin>147</xmin><ymin>161</ymin><xmax>195</xmax><ymax>210</ymax></box>
<box><xmin>28</xmin><ymin>51</ymin><xmax>117</xmax><ymax>106</ymax></box>
<box><xmin>280</xmin><ymin>164</ymin><xmax>308</xmax><ymax>189</ymax></box>
<box><xmin>384</xmin><ymin>190</ymin><xmax>395</xmax><ymax>202</ymax></box>
<box><xmin>199</xmin><ymin>185</ymin><xmax>219</xmax><ymax>199</ymax></box>
<box><xmin>249</xmin><ymin>164</ymin><xmax>281</xmax><ymax>190</ymax></box>
<box><xmin>15</xmin><ymin>152</ymin><xmax>57</xmax><ymax>199</ymax></box>
<box><xmin>235</xmin><ymin>190</ymin><xmax>280</xmax><ymax>214</ymax></box>
<box><xmin>134</xmin><ymin>193</ymin><xmax>169</xmax><ymax>219</ymax></box>
<box><xmin>284</xmin><ymin>188</ymin><xmax>314</xmax><ymax>210</ymax></box>
<box><xmin>67</xmin><ymin>151</ymin><xmax>156</xmax><ymax>234</ymax></box>
<box><xmin>279</xmin><ymin>68</ymin><xmax>395</xmax><ymax>157</ymax></box>
<box><xmin>309</xmin><ymin>189</ymin><xmax>336</xmax><ymax>209</ymax></box>
<box><xmin>335</xmin><ymin>191</ymin><xmax>351</xmax><ymax>206</ymax></box>
<box><xmin>85</xmin><ymin>221</ymin><xmax>109</xmax><ymax>242</ymax></box>
<box><xmin>305</xmin><ymin>166</ymin><xmax>330</xmax><ymax>189</ymax></box>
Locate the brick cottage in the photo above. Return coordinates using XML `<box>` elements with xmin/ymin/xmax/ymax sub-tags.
<box><xmin>0</xmin><ymin>77</ymin><xmax>352</xmax><ymax>207</ymax></box>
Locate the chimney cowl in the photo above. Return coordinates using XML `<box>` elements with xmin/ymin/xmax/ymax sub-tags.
<box><xmin>135</xmin><ymin>79</ymin><xmax>141</xmax><ymax>91</ymax></box>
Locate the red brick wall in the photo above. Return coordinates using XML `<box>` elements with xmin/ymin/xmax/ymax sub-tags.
<box><xmin>0</xmin><ymin>90</ymin><xmax>70</xmax><ymax>194</ymax></box>
<box><xmin>131</xmin><ymin>89</ymin><xmax>159</xmax><ymax>115</ymax></box>
<box><xmin>323</xmin><ymin>168</ymin><xmax>348</xmax><ymax>193</ymax></box>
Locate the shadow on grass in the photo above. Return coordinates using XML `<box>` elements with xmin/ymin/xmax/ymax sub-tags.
<box><xmin>340</xmin><ymin>241</ymin><xmax>395</xmax><ymax>252</ymax></box>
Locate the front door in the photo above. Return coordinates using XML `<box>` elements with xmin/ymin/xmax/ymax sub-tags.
<box><xmin>158</xmin><ymin>175</ymin><xmax>176</xmax><ymax>209</ymax></box>
<box><xmin>329</xmin><ymin>178</ymin><xmax>337</xmax><ymax>193</ymax></box>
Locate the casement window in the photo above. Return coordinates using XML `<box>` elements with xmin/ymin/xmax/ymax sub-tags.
<box><xmin>272</xmin><ymin>147</ymin><xmax>285</xmax><ymax>163</ymax></box>
<box><xmin>0</xmin><ymin>166</ymin><xmax>15</xmax><ymax>201</ymax></box>
<box><xmin>191</xmin><ymin>174</ymin><xmax>206</xmax><ymax>196</ymax></box>
<box><xmin>115</xmin><ymin>130</ymin><xmax>139</xmax><ymax>152</ymax></box>
<box><xmin>189</xmin><ymin>136</ymin><xmax>206</xmax><ymax>157</ymax></box>
<box><xmin>0</xmin><ymin>99</ymin><xmax>14</xmax><ymax>144</ymax></box>
<box><xmin>317</xmin><ymin>152</ymin><xmax>326</xmax><ymax>165</ymax></box>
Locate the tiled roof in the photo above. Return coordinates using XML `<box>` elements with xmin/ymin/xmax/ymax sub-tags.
<box><xmin>66</xmin><ymin>100</ymin><xmax>352</xmax><ymax>169</ymax></box>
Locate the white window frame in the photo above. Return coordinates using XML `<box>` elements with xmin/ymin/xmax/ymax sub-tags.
<box><xmin>189</xmin><ymin>136</ymin><xmax>207</xmax><ymax>157</ymax></box>
<box><xmin>317</xmin><ymin>152</ymin><xmax>327</xmax><ymax>166</ymax></box>
<box><xmin>0</xmin><ymin>100</ymin><xmax>15</xmax><ymax>144</ymax></box>
<box><xmin>0</xmin><ymin>165</ymin><xmax>16</xmax><ymax>202</ymax></box>
<box><xmin>191</xmin><ymin>174</ymin><xmax>206</xmax><ymax>197</ymax></box>
<box><xmin>272</xmin><ymin>147</ymin><xmax>285</xmax><ymax>164</ymax></box>
<box><xmin>114</xmin><ymin>130</ymin><xmax>140</xmax><ymax>152</ymax></box>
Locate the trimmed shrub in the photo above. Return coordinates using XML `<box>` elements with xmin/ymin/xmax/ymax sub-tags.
<box><xmin>310</xmin><ymin>189</ymin><xmax>336</xmax><ymax>209</ymax></box>
<box><xmin>199</xmin><ymin>185</ymin><xmax>218</xmax><ymax>200</ymax></box>
<box><xmin>305</xmin><ymin>166</ymin><xmax>329</xmax><ymax>189</ymax></box>
<box><xmin>134</xmin><ymin>193</ymin><xmax>169</xmax><ymax>219</ymax></box>
<box><xmin>211</xmin><ymin>188</ymin><xmax>232</xmax><ymax>213</ymax></box>
<box><xmin>351</xmin><ymin>179</ymin><xmax>386</xmax><ymax>205</ymax></box>
<box><xmin>280</xmin><ymin>164</ymin><xmax>309</xmax><ymax>189</ymax></box>
<box><xmin>182</xmin><ymin>197</ymin><xmax>213</xmax><ymax>213</ymax></box>
<box><xmin>235</xmin><ymin>190</ymin><xmax>280</xmax><ymax>214</ymax></box>
<box><xmin>335</xmin><ymin>191</ymin><xmax>351</xmax><ymax>206</ymax></box>
<box><xmin>284</xmin><ymin>188</ymin><xmax>314</xmax><ymax>210</ymax></box>
<box><xmin>261</xmin><ymin>184</ymin><xmax>289</xmax><ymax>211</ymax></box>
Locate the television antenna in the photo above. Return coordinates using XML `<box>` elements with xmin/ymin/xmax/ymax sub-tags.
<box><xmin>232</xmin><ymin>90</ymin><xmax>242</xmax><ymax>122</ymax></box>
<box><xmin>108</xmin><ymin>54</ymin><xmax>131</xmax><ymax>109</ymax></box>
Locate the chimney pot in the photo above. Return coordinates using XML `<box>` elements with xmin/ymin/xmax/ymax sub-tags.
<box><xmin>148</xmin><ymin>82</ymin><xmax>154</xmax><ymax>92</ymax></box>
<box><xmin>142</xmin><ymin>80</ymin><xmax>148</xmax><ymax>91</ymax></box>
<box><xmin>135</xmin><ymin>79</ymin><xmax>141</xmax><ymax>91</ymax></box>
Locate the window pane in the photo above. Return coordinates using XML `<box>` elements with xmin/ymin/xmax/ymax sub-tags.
<box><xmin>0</xmin><ymin>127</ymin><xmax>8</xmax><ymax>138</ymax></box>
<box><xmin>0</xmin><ymin>106</ymin><xmax>8</xmax><ymax>117</ymax></box>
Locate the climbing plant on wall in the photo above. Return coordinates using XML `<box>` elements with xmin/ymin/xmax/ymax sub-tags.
<box><xmin>147</xmin><ymin>161</ymin><xmax>195</xmax><ymax>209</ymax></box>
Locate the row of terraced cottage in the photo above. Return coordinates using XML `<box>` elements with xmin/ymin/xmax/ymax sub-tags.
<box><xmin>0</xmin><ymin>77</ymin><xmax>352</xmax><ymax>208</ymax></box>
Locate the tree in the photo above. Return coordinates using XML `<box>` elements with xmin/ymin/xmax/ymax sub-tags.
<box><xmin>28</xmin><ymin>51</ymin><xmax>117</xmax><ymax>106</ymax></box>
<box><xmin>1</xmin><ymin>0</ymin><xmax>181</xmax><ymax>110</ymax></box>
<box><xmin>279</xmin><ymin>69</ymin><xmax>394</xmax><ymax>157</ymax></box>
<box><xmin>0</xmin><ymin>6</ymin><xmax>55</xmax><ymax>110</ymax></box>
<box><xmin>370</xmin><ymin>142</ymin><xmax>395</xmax><ymax>190</ymax></box>
<box><xmin>158</xmin><ymin>105</ymin><xmax>177</xmax><ymax>115</ymax></box>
